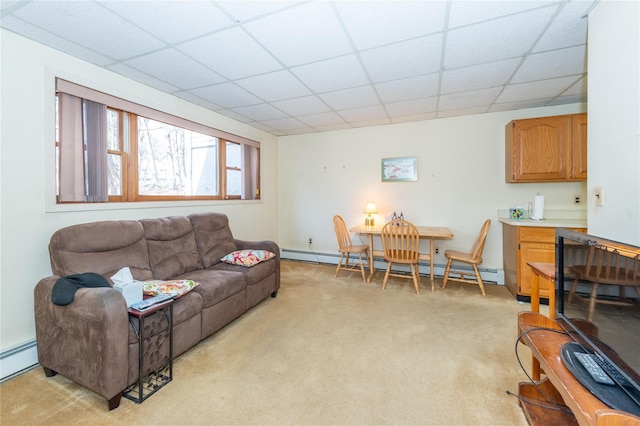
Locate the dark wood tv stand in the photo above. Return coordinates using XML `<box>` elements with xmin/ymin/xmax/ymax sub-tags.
<box><xmin>517</xmin><ymin>312</ymin><xmax>640</xmax><ymax>426</ymax></box>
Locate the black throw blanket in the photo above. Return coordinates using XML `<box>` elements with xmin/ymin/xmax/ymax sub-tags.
<box><xmin>51</xmin><ymin>272</ymin><xmax>111</xmax><ymax>306</ymax></box>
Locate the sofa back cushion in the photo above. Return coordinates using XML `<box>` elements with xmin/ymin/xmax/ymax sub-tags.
<box><xmin>188</xmin><ymin>212</ymin><xmax>238</xmax><ymax>268</ymax></box>
<box><xmin>140</xmin><ymin>216</ymin><xmax>203</xmax><ymax>280</ymax></box>
<box><xmin>49</xmin><ymin>220</ymin><xmax>153</xmax><ymax>281</ymax></box>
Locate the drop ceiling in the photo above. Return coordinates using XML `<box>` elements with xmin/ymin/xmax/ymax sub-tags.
<box><xmin>1</xmin><ymin>1</ymin><xmax>596</xmax><ymax>136</ymax></box>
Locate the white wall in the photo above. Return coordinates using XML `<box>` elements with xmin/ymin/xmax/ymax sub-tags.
<box><xmin>587</xmin><ymin>0</ymin><xmax>640</xmax><ymax>245</ymax></box>
<box><xmin>0</xmin><ymin>30</ymin><xmax>279</xmax><ymax>363</ymax></box>
<box><xmin>278</xmin><ymin>104</ymin><xmax>587</xmax><ymax>274</ymax></box>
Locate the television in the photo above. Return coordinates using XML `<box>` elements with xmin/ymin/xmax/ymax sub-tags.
<box><xmin>555</xmin><ymin>228</ymin><xmax>640</xmax><ymax>417</ymax></box>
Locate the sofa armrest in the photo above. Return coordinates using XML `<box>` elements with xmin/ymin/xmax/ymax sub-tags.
<box><xmin>34</xmin><ymin>276</ymin><xmax>130</xmax><ymax>403</ymax></box>
<box><xmin>234</xmin><ymin>239</ymin><xmax>281</xmax><ymax>294</ymax></box>
<box><xmin>234</xmin><ymin>239</ymin><xmax>280</xmax><ymax>260</ymax></box>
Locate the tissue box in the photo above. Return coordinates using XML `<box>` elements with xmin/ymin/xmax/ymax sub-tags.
<box><xmin>114</xmin><ymin>281</ymin><xmax>143</xmax><ymax>307</ymax></box>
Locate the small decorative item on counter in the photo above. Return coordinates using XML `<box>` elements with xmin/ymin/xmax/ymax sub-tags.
<box><xmin>510</xmin><ymin>206</ymin><xmax>525</xmax><ymax>220</ymax></box>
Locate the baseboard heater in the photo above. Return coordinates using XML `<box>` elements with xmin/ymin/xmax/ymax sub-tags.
<box><xmin>281</xmin><ymin>249</ymin><xmax>504</xmax><ymax>285</ymax></box>
<box><xmin>1</xmin><ymin>340</ymin><xmax>38</xmax><ymax>382</ymax></box>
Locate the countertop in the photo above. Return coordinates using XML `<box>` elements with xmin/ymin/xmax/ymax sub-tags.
<box><xmin>498</xmin><ymin>218</ymin><xmax>587</xmax><ymax>228</ymax></box>
<box><xmin>497</xmin><ymin>209</ymin><xmax>587</xmax><ymax>228</ymax></box>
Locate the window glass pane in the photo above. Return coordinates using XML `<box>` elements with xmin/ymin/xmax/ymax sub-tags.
<box><xmin>226</xmin><ymin>141</ymin><xmax>241</xmax><ymax>168</ymax></box>
<box><xmin>108</xmin><ymin>154</ymin><xmax>121</xmax><ymax>196</ymax></box>
<box><xmin>137</xmin><ymin>117</ymin><xmax>218</xmax><ymax>196</ymax></box>
<box><xmin>107</xmin><ymin>109</ymin><xmax>119</xmax><ymax>150</ymax></box>
<box><xmin>227</xmin><ymin>169</ymin><xmax>241</xmax><ymax>196</ymax></box>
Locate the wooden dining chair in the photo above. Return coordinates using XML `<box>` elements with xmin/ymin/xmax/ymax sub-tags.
<box><xmin>569</xmin><ymin>246</ymin><xmax>640</xmax><ymax>321</ymax></box>
<box><xmin>333</xmin><ymin>215</ymin><xmax>370</xmax><ymax>282</ymax></box>
<box><xmin>380</xmin><ymin>220</ymin><xmax>421</xmax><ymax>295</ymax></box>
<box><xmin>442</xmin><ymin>219</ymin><xmax>491</xmax><ymax>296</ymax></box>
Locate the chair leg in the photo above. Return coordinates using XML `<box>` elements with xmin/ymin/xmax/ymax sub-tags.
<box><xmin>411</xmin><ymin>264</ymin><xmax>420</xmax><ymax>295</ymax></box>
<box><xmin>588</xmin><ymin>283</ymin><xmax>599</xmax><ymax>322</ymax></box>
<box><xmin>473</xmin><ymin>264</ymin><xmax>486</xmax><ymax>296</ymax></box>
<box><xmin>335</xmin><ymin>253</ymin><xmax>345</xmax><ymax>277</ymax></box>
<box><xmin>442</xmin><ymin>259</ymin><xmax>453</xmax><ymax>289</ymax></box>
<box><xmin>568</xmin><ymin>278</ymin><xmax>579</xmax><ymax>302</ymax></box>
<box><xmin>366</xmin><ymin>251</ymin><xmax>372</xmax><ymax>283</ymax></box>
<box><xmin>382</xmin><ymin>263</ymin><xmax>392</xmax><ymax>290</ymax></box>
<box><xmin>358</xmin><ymin>253</ymin><xmax>366</xmax><ymax>282</ymax></box>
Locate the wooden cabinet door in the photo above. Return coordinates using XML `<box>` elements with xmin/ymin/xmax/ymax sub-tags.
<box><xmin>506</xmin><ymin>115</ymin><xmax>571</xmax><ymax>182</ymax></box>
<box><xmin>571</xmin><ymin>113</ymin><xmax>588</xmax><ymax>179</ymax></box>
<box><xmin>518</xmin><ymin>242</ymin><xmax>555</xmax><ymax>297</ymax></box>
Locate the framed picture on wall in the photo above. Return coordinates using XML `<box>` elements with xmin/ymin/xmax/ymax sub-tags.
<box><xmin>381</xmin><ymin>156</ymin><xmax>418</xmax><ymax>182</ymax></box>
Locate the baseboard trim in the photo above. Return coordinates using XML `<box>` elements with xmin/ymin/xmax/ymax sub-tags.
<box><xmin>1</xmin><ymin>340</ymin><xmax>39</xmax><ymax>382</ymax></box>
<box><xmin>281</xmin><ymin>249</ymin><xmax>505</xmax><ymax>285</ymax></box>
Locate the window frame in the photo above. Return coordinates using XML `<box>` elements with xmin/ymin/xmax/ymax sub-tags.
<box><xmin>55</xmin><ymin>79</ymin><xmax>261</xmax><ymax>204</ymax></box>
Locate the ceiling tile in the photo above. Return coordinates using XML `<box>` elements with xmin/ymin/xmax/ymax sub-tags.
<box><xmin>444</xmin><ymin>6</ymin><xmax>557</xmax><ymax>69</ymax></box>
<box><xmin>497</xmin><ymin>75</ymin><xmax>583</xmax><ymax>104</ymax></box>
<box><xmin>11</xmin><ymin>1</ymin><xmax>165</xmax><ymax>60</ymax></box>
<box><xmin>291</xmin><ymin>54</ymin><xmax>369</xmax><ymax>93</ymax></box>
<box><xmin>1</xmin><ymin>15</ymin><xmax>114</xmax><ymax>66</ymax></box>
<box><xmin>178</xmin><ymin>27</ymin><xmax>282</xmax><ymax>80</ymax></box>
<box><xmin>230</xmin><ymin>103</ymin><xmax>289</xmax><ymax>121</ymax></box>
<box><xmin>448</xmin><ymin>1</ymin><xmax>551</xmax><ymax>28</ymax></box>
<box><xmin>338</xmin><ymin>105</ymin><xmax>388</xmax><ymax>122</ymax></box>
<box><xmin>361</xmin><ymin>34</ymin><xmax>443</xmax><ymax>83</ymax></box>
<box><xmin>123</xmin><ymin>48</ymin><xmax>225</xmax><ymax>90</ymax></box>
<box><xmin>108</xmin><ymin>63</ymin><xmax>180</xmax><ymax>93</ymax></box>
<box><xmin>319</xmin><ymin>86</ymin><xmax>380</xmax><ymax>111</ymax></box>
<box><xmin>533</xmin><ymin>1</ymin><xmax>593</xmax><ymax>52</ymax></box>
<box><xmin>386</xmin><ymin>97</ymin><xmax>438</xmax><ymax>117</ymax></box>
<box><xmin>441</xmin><ymin>58</ymin><xmax>521</xmax><ymax>94</ymax></box>
<box><xmin>259</xmin><ymin>117</ymin><xmax>308</xmax><ymax>131</ymax></box>
<box><xmin>297</xmin><ymin>112</ymin><xmax>347</xmax><ymax>127</ymax></box>
<box><xmin>188</xmin><ymin>82</ymin><xmax>263</xmax><ymax>108</ymax></box>
<box><xmin>439</xmin><ymin>87</ymin><xmax>501</xmax><ymax>110</ymax></box>
<box><xmin>335</xmin><ymin>1</ymin><xmax>446</xmax><ymax>50</ymax></box>
<box><xmin>243</xmin><ymin>2</ymin><xmax>353</xmax><ymax>66</ymax></box>
<box><xmin>375</xmin><ymin>73</ymin><xmax>440</xmax><ymax>103</ymax></box>
<box><xmin>103</xmin><ymin>1</ymin><xmax>234</xmax><ymax>44</ymax></box>
<box><xmin>235</xmin><ymin>70</ymin><xmax>311</xmax><ymax>102</ymax></box>
<box><xmin>215</xmin><ymin>1</ymin><xmax>301</xmax><ymax>23</ymax></box>
<box><xmin>511</xmin><ymin>45</ymin><xmax>586</xmax><ymax>83</ymax></box>
<box><xmin>271</xmin><ymin>96</ymin><xmax>332</xmax><ymax>116</ymax></box>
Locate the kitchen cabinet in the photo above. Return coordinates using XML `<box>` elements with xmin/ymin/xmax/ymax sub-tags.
<box><xmin>502</xmin><ymin>223</ymin><xmax>586</xmax><ymax>300</ymax></box>
<box><xmin>505</xmin><ymin>113</ymin><xmax>587</xmax><ymax>182</ymax></box>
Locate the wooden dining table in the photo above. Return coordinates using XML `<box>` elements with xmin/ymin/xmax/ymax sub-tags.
<box><xmin>349</xmin><ymin>223</ymin><xmax>454</xmax><ymax>289</ymax></box>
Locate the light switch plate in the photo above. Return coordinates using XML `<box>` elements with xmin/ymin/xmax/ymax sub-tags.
<box><xmin>595</xmin><ymin>186</ymin><xmax>604</xmax><ymax>206</ymax></box>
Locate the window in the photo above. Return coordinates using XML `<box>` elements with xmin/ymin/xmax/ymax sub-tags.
<box><xmin>55</xmin><ymin>79</ymin><xmax>260</xmax><ymax>203</ymax></box>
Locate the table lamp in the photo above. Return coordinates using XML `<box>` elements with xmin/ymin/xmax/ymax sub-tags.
<box><xmin>364</xmin><ymin>201</ymin><xmax>378</xmax><ymax>227</ymax></box>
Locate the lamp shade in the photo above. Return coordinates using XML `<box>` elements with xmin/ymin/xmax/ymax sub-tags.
<box><xmin>364</xmin><ymin>202</ymin><xmax>378</xmax><ymax>214</ymax></box>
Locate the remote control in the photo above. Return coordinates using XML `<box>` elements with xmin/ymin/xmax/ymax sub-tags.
<box><xmin>130</xmin><ymin>293</ymin><xmax>174</xmax><ymax>311</ymax></box>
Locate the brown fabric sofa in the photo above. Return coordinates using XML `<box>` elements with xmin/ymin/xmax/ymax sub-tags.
<box><xmin>33</xmin><ymin>212</ymin><xmax>280</xmax><ymax>410</ymax></box>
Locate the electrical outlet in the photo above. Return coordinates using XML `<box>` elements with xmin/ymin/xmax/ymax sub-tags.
<box><xmin>308</xmin><ymin>237</ymin><xmax>313</xmax><ymax>246</ymax></box>
<box><xmin>574</xmin><ymin>195</ymin><xmax>581</xmax><ymax>205</ymax></box>
<box><xmin>435</xmin><ymin>248</ymin><xmax>439</xmax><ymax>255</ymax></box>
<box><xmin>595</xmin><ymin>186</ymin><xmax>604</xmax><ymax>206</ymax></box>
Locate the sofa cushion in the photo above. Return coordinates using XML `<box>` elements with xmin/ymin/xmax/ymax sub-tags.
<box><xmin>221</xmin><ymin>249</ymin><xmax>275</xmax><ymax>267</ymax></box>
<box><xmin>49</xmin><ymin>220</ymin><xmax>154</xmax><ymax>281</ymax></box>
<box><xmin>214</xmin><ymin>258</ymin><xmax>276</xmax><ymax>286</ymax></box>
<box><xmin>188</xmin><ymin>212</ymin><xmax>237</xmax><ymax>269</ymax></box>
<box><xmin>140</xmin><ymin>216</ymin><xmax>203</xmax><ymax>280</ymax></box>
<box><xmin>177</xmin><ymin>269</ymin><xmax>246</xmax><ymax>308</ymax></box>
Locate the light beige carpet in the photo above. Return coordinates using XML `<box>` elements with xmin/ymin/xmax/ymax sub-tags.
<box><xmin>1</xmin><ymin>260</ymin><xmax>532</xmax><ymax>425</ymax></box>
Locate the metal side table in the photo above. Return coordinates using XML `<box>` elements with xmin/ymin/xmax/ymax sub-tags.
<box><xmin>124</xmin><ymin>300</ymin><xmax>173</xmax><ymax>403</ymax></box>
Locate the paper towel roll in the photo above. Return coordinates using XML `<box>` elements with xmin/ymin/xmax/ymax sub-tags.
<box><xmin>531</xmin><ymin>195</ymin><xmax>545</xmax><ymax>220</ymax></box>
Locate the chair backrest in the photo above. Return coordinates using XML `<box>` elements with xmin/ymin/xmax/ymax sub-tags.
<box><xmin>381</xmin><ymin>220</ymin><xmax>420</xmax><ymax>263</ymax></box>
<box><xmin>470</xmin><ymin>219</ymin><xmax>491</xmax><ymax>262</ymax></box>
<box><xmin>333</xmin><ymin>215</ymin><xmax>352</xmax><ymax>249</ymax></box>
<box><xmin>576</xmin><ymin>245</ymin><xmax>640</xmax><ymax>286</ymax></box>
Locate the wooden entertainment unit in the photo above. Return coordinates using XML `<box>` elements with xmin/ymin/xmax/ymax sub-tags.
<box><xmin>518</xmin><ymin>311</ymin><xmax>640</xmax><ymax>425</ymax></box>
